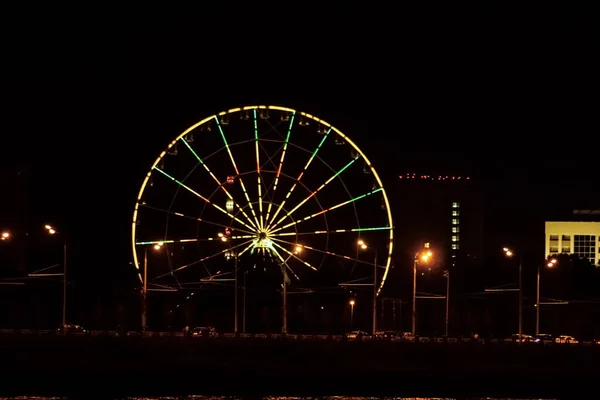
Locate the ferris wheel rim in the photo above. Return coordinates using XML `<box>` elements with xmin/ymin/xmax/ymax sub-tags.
<box><xmin>131</xmin><ymin>105</ymin><xmax>394</xmax><ymax>295</ymax></box>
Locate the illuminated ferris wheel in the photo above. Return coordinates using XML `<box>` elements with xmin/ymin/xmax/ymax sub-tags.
<box><xmin>131</xmin><ymin>105</ymin><xmax>394</xmax><ymax>309</ymax></box>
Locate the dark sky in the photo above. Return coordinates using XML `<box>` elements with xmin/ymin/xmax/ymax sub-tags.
<box><xmin>1</xmin><ymin>3</ymin><xmax>598</xmax><ymax>287</ymax></box>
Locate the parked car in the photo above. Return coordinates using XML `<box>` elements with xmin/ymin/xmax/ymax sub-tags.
<box><xmin>504</xmin><ymin>334</ymin><xmax>534</xmax><ymax>343</ymax></box>
<box><xmin>534</xmin><ymin>334</ymin><xmax>555</xmax><ymax>344</ymax></box>
<box><xmin>346</xmin><ymin>330</ymin><xmax>368</xmax><ymax>340</ymax></box>
<box><xmin>555</xmin><ymin>335</ymin><xmax>578</xmax><ymax>344</ymax></box>
<box><xmin>57</xmin><ymin>324</ymin><xmax>87</xmax><ymax>335</ymax></box>
<box><xmin>190</xmin><ymin>326</ymin><xmax>217</xmax><ymax>337</ymax></box>
<box><xmin>375</xmin><ymin>331</ymin><xmax>399</xmax><ymax>340</ymax></box>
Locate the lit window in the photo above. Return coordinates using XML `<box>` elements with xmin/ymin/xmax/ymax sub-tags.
<box><xmin>452</xmin><ymin>235</ymin><xmax>459</xmax><ymax>242</ymax></box>
<box><xmin>452</xmin><ymin>210</ymin><xmax>460</xmax><ymax>217</ymax></box>
<box><xmin>452</xmin><ymin>202</ymin><xmax>460</xmax><ymax>208</ymax></box>
<box><xmin>452</xmin><ymin>218</ymin><xmax>459</xmax><ymax>225</ymax></box>
<box><xmin>452</xmin><ymin>244</ymin><xmax>459</xmax><ymax>250</ymax></box>
<box><xmin>452</xmin><ymin>227</ymin><xmax>459</xmax><ymax>233</ymax></box>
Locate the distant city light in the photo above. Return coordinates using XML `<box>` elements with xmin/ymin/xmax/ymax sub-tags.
<box><xmin>399</xmin><ymin>173</ymin><xmax>470</xmax><ymax>181</ymax></box>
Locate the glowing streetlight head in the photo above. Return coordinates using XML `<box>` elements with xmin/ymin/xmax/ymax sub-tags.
<box><xmin>361</xmin><ymin>243</ymin><xmax>368</xmax><ymax>250</ymax></box>
<box><xmin>426</xmin><ymin>251</ymin><xmax>432</xmax><ymax>257</ymax></box>
<box><xmin>357</xmin><ymin>239</ymin><xmax>365</xmax><ymax>246</ymax></box>
<box><xmin>503</xmin><ymin>247</ymin><xmax>514</xmax><ymax>257</ymax></box>
<box><xmin>153</xmin><ymin>244</ymin><xmax>161</xmax><ymax>250</ymax></box>
<box><xmin>44</xmin><ymin>225</ymin><xmax>52</xmax><ymax>230</ymax></box>
<box><xmin>294</xmin><ymin>245</ymin><xmax>302</xmax><ymax>254</ymax></box>
<box><xmin>349</xmin><ymin>300</ymin><xmax>355</xmax><ymax>306</ymax></box>
<box><xmin>421</xmin><ymin>254</ymin><xmax>429</xmax><ymax>262</ymax></box>
<box><xmin>218</xmin><ymin>232</ymin><xmax>224</xmax><ymax>237</ymax></box>
<box><xmin>547</xmin><ymin>258</ymin><xmax>558</xmax><ymax>267</ymax></box>
<box><xmin>1</xmin><ymin>231</ymin><xmax>9</xmax><ymax>239</ymax></box>
<box><xmin>221</xmin><ymin>236</ymin><xmax>228</xmax><ymax>242</ymax></box>
<box><xmin>48</xmin><ymin>228</ymin><xmax>56</xmax><ymax>235</ymax></box>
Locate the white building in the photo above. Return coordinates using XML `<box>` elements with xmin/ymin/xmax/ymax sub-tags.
<box><xmin>545</xmin><ymin>221</ymin><xmax>600</xmax><ymax>266</ymax></box>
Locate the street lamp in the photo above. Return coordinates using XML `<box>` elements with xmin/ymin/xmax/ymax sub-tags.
<box><xmin>349</xmin><ymin>299</ymin><xmax>356</xmax><ymax>327</ymax></box>
<box><xmin>413</xmin><ymin>245</ymin><xmax>433</xmax><ymax>336</ymax></box>
<box><xmin>1</xmin><ymin>231</ymin><xmax>10</xmax><ymax>241</ymax></box>
<box><xmin>536</xmin><ymin>258</ymin><xmax>558</xmax><ymax>336</ymax></box>
<box><xmin>357</xmin><ymin>239</ymin><xmax>378</xmax><ymax>335</ymax></box>
<box><xmin>503</xmin><ymin>247</ymin><xmax>523</xmax><ymax>338</ymax></box>
<box><xmin>141</xmin><ymin>241</ymin><xmax>164</xmax><ymax>333</ymax></box>
<box><xmin>281</xmin><ymin>244</ymin><xmax>302</xmax><ymax>335</ymax></box>
<box><xmin>44</xmin><ymin>224</ymin><xmax>67</xmax><ymax>331</ymax></box>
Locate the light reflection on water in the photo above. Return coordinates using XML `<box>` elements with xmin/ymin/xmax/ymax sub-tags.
<box><xmin>1</xmin><ymin>397</ymin><xmax>557</xmax><ymax>400</ymax></box>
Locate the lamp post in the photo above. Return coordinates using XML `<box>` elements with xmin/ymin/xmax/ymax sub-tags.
<box><xmin>349</xmin><ymin>299</ymin><xmax>355</xmax><ymax>327</ymax></box>
<box><xmin>140</xmin><ymin>242</ymin><xmax>165</xmax><ymax>332</ymax></box>
<box><xmin>412</xmin><ymin>245</ymin><xmax>433</xmax><ymax>336</ymax></box>
<box><xmin>358</xmin><ymin>240</ymin><xmax>378</xmax><ymax>335</ymax></box>
<box><xmin>536</xmin><ymin>258</ymin><xmax>558</xmax><ymax>336</ymax></box>
<box><xmin>281</xmin><ymin>244</ymin><xmax>302</xmax><ymax>335</ymax></box>
<box><xmin>444</xmin><ymin>269</ymin><xmax>450</xmax><ymax>337</ymax></box>
<box><xmin>503</xmin><ymin>247</ymin><xmax>522</xmax><ymax>338</ymax></box>
<box><xmin>44</xmin><ymin>225</ymin><xmax>67</xmax><ymax>331</ymax></box>
<box><xmin>234</xmin><ymin>253</ymin><xmax>239</xmax><ymax>335</ymax></box>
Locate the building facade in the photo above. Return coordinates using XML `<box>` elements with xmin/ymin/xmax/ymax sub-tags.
<box><xmin>393</xmin><ymin>173</ymin><xmax>484</xmax><ymax>268</ymax></box>
<box><xmin>545</xmin><ymin>221</ymin><xmax>600</xmax><ymax>266</ymax></box>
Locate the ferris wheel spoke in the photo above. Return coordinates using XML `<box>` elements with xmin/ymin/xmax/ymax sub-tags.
<box><xmin>266</xmin><ymin>128</ymin><xmax>331</xmax><ymax>230</ymax></box>
<box><xmin>252</xmin><ymin>110</ymin><xmax>265</xmax><ymax>230</ymax></box>
<box><xmin>135</xmin><ymin>231</ymin><xmax>255</xmax><ymax>246</ymax></box>
<box><xmin>179</xmin><ymin>138</ymin><xmax>257</xmax><ymax>230</ymax></box>
<box><xmin>139</xmin><ymin>203</ymin><xmax>256</xmax><ymax>236</ymax></box>
<box><xmin>271</xmin><ymin>240</ymin><xmax>317</xmax><ymax>271</ymax></box>
<box><xmin>215</xmin><ymin>116</ymin><xmax>261</xmax><ymax>229</ymax></box>
<box><xmin>270</xmin><ymin>187</ymin><xmax>382</xmax><ymax>234</ymax></box>
<box><xmin>236</xmin><ymin>240</ymin><xmax>257</xmax><ymax>257</ymax></box>
<box><xmin>153</xmin><ymin>167</ymin><xmax>256</xmax><ymax>232</ymax></box>
<box><xmin>269</xmin><ymin>226</ymin><xmax>392</xmax><ymax>237</ymax></box>
<box><xmin>271</xmin><ymin>237</ymin><xmax>378</xmax><ymax>267</ymax></box>
<box><xmin>155</xmin><ymin>239</ymin><xmax>254</xmax><ymax>280</ymax></box>
<box><xmin>269</xmin><ymin>132</ymin><xmax>340</xmax><ymax>228</ymax></box>
<box><xmin>264</xmin><ymin>110</ymin><xmax>295</xmax><ymax>227</ymax></box>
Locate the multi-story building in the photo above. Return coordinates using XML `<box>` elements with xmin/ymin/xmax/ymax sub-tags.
<box><xmin>545</xmin><ymin>219</ymin><xmax>600</xmax><ymax>266</ymax></box>
<box><xmin>393</xmin><ymin>173</ymin><xmax>484</xmax><ymax>268</ymax></box>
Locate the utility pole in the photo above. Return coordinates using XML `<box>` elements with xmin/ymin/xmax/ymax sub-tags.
<box><xmin>535</xmin><ymin>264</ymin><xmax>540</xmax><ymax>336</ymax></box>
<box><xmin>242</xmin><ymin>271</ymin><xmax>247</xmax><ymax>333</ymax></box>
<box><xmin>141</xmin><ymin>247</ymin><xmax>147</xmax><ymax>333</ymax></box>
<box><xmin>518</xmin><ymin>255</ymin><xmax>523</xmax><ymax>338</ymax></box>
<box><xmin>234</xmin><ymin>254</ymin><xmax>239</xmax><ymax>334</ymax></box>
<box><xmin>444</xmin><ymin>270</ymin><xmax>450</xmax><ymax>337</ymax></box>
<box><xmin>62</xmin><ymin>239</ymin><xmax>67</xmax><ymax>331</ymax></box>
<box><xmin>282</xmin><ymin>264</ymin><xmax>287</xmax><ymax>334</ymax></box>
<box><xmin>372</xmin><ymin>250</ymin><xmax>378</xmax><ymax>336</ymax></box>
<box><xmin>412</xmin><ymin>257</ymin><xmax>417</xmax><ymax>336</ymax></box>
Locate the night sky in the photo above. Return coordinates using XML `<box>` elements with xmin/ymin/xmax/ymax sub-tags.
<box><xmin>1</xmin><ymin>3</ymin><xmax>598</xmax><ymax>295</ymax></box>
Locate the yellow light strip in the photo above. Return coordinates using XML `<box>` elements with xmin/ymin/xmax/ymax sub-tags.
<box><xmin>154</xmin><ymin>167</ymin><xmax>255</xmax><ymax>232</ymax></box>
<box><xmin>155</xmin><ymin>239</ymin><xmax>253</xmax><ymax>280</ymax></box>
<box><xmin>270</xmin><ymin>157</ymin><xmax>358</xmax><ymax>230</ymax></box>
<box><xmin>215</xmin><ymin>116</ymin><xmax>261</xmax><ymax>229</ymax></box>
<box><xmin>265</xmin><ymin>112</ymin><xmax>295</xmax><ymax>228</ymax></box>
<box><xmin>180</xmin><ymin>138</ymin><xmax>257</xmax><ymax>230</ymax></box>
<box><xmin>253</xmin><ymin>110</ymin><xmax>264</xmax><ymax>230</ymax></box>
<box><xmin>272</xmin><ymin>241</ymin><xmax>317</xmax><ymax>271</ymax></box>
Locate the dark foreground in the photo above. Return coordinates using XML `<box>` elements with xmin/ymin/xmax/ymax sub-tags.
<box><xmin>1</xmin><ymin>336</ymin><xmax>598</xmax><ymax>398</ymax></box>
